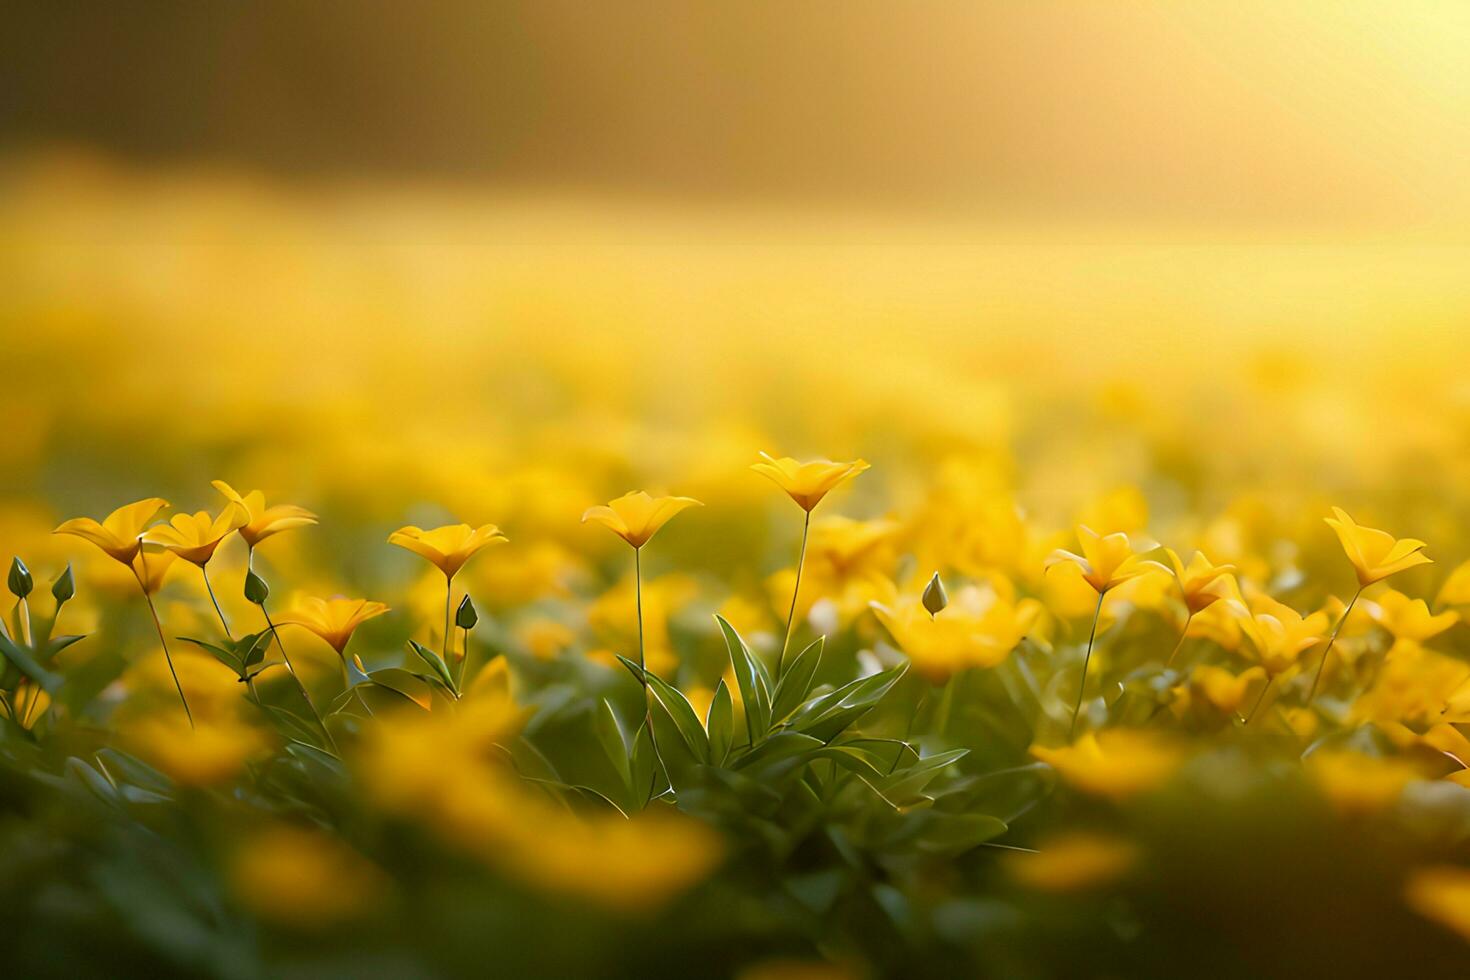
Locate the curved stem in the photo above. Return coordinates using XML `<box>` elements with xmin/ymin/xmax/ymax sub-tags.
<box><xmin>201</xmin><ymin>564</ymin><xmax>231</xmax><ymax>639</ymax></box>
<box><xmin>139</xmin><ymin>576</ymin><xmax>194</xmax><ymax>729</ymax></box>
<box><xmin>777</xmin><ymin>510</ymin><xmax>812</xmax><ymax>678</ymax></box>
<box><xmin>1307</xmin><ymin>586</ymin><xmax>1363</xmax><ymax>703</ymax></box>
<box><xmin>261</xmin><ymin>603</ymin><xmax>338</xmax><ymax>754</ymax></box>
<box><xmin>1166</xmin><ymin>611</ymin><xmax>1193</xmax><ymax>667</ymax></box>
<box><xmin>1246</xmin><ymin>673</ymin><xmax>1275</xmax><ymax>725</ymax></box>
<box><xmin>1070</xmin><ymin>591</ymin><xmax>1106</xmax><ymax>739</ymax></box>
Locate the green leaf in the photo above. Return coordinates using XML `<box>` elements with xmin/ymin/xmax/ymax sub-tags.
<box><xmin>716</xmin><ymin>614</ymin><xmax>771</xmax><ymax>741</ymax></box>
<box><xmin>707</xmin><ymin>679</ymin><xmax>734</xmax><ymax>765</ymax></box>
<box><xmin>0</xmin><ymin>630</ymin><xmax>63</xmax><ymax>693</ymax></box>
<box><xmin>618</xmin><ymin>656</ymin><xmax>709</xmax><ymax>764</ymax></box>
<box><xmin>367</xmin><ymin>667</ymin><xmax>433</xmax><ymax>708</ymax></box>
<box><xmin>595</xmin><ymin>698</ymin><xmax>632</xmax><ymax>793</ymax></box>
<box><xmin>407</xmin><ymin>639</ymin><xmax>457</xmax><ymax>693</ymax></box>
<box><xmin>178</xmin><ymin>635</ymin><xmax>244</xmax><ymax>676</ymax></box>
<box><xmin>771</xmin><ymin>635</ymin><xmax>824</xmax><ymax>724</ymax></box>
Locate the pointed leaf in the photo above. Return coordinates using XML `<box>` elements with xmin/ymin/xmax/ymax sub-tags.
<box><xmin>595</xmin><ymin>698</ymin><xmax>632</xmax><ymax>793</ymax></box>
<box><xmin>771</xmin><ymin>635</ymin><xmax>824</xmax><ymax>723</ymax></box>
<box><xmin>716</xmin><ymin>614</ymin><xmax>771</xmax><ymax>740</ymax></box>
<box><xmin>618</xmin><ymin>656</ymin><xmax>709</xmax><ymax>763</ymax></box>
<box><xmin>707</xmin><ymin>678</ymin><xmax>734</xmax><ymax>764</ymax></box>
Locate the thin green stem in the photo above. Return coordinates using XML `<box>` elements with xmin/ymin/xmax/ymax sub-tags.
<box><xmin>1165</xmin><ymin>611</ymin><xmax>1193</xmax><ymax>667</ymax></box>
<box><xmin>261</xmin><ymin>602</ymin><xmax>338</xmax><ymax>754</ymax></box>
<box><xmin>1307</xmin><ymin>586</ymin><xmax>1363</xmax><ymax>703</ymax></box>
<box><xmin>1245</xmin><ymin>673</ymin><xmax>1275</xmax><ymax>725</ymax></box>
<box><xmin>777</xmin><ymin>509</ymin><xmax>812</xmax><ymax>678</ymax></box>
<box><xmin>456</xmin><ymin>626</ymin><xmax>469</xmax><ymax>691</ymax></box>
<box><xmin>635</xmin><ymin>547</ymin><xmax>669</xmax><ymax>805</ymax></box>
<box><xmin>201</xmin><ymin>564</ymin><xmax>231</xmax><ymax>639</ymax></box>
<box><xmin>139</xmin><ymin>575</ymin><xmax>194</xmax><ymax>729</ymax></box>
<box><xmin>443</xmin><ymin>572</ymin><xmax>453</xmax><ymax>665</ymax></box>
<box><xmin>1070</xmin><ymin>591</ymin><xmax>1106</xmax><ymax>739</ymax></box>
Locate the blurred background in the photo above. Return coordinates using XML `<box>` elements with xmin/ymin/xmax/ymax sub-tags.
<box><xmin>3</xmin><ymin>1</ymin><xmax>1470</xmax><ymax>593</ymax></box>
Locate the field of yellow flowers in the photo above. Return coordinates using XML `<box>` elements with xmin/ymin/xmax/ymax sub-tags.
<box><xmin>4</xmin><ymin>159</ymin><xmax>1470</xmax><ymax>978</ymax></box>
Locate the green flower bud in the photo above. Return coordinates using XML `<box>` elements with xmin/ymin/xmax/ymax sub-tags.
<box><xmin>455</xmin><ymin>594</ymin><xmax>479</xmax><ymax>630</ymax></box>
<box><xmin>51</xmin><ymin>563</ymin><xmax>75</xmax><ymax>604</ymax></box>
<box><xmin>8</xmin><ymin>557</ymin><xmax>33</xmax><ymax>600</ymax></box>
<box><xmin>244</xmin><ymin>568</ymin><xmax>270</xmax><ymax>605</ymax></box>
<box><xmin>921</xmin><ymin>571</ymin><xmax>948</xmax><ymax>617</ymax></box>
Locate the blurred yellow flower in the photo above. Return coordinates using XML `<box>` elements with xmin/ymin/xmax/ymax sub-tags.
<box><xmin>1045</xmin><ymin>525</ymin><xmax>1155</xmax><ymax>595</ymax></box>
<box><xmin>1325</xmin><ymin>506</ymin><xmax>1432</xmax><ymax>588</ymax></box>
<box><xmin>388</xmin><ymin>522</ymin><xmax>507</xmax><ymax>579</ymax></box>
<box><xmin>1031</xmin><ymin>730</ymin><xmax>1183</xmax><ymax>801</ymax></box>
<box><xmin>1180</xmin><ymin>664</ymin><xmax>1267</xmax><ymax>718</ymax></box>
<box><xmin>361</xmin><ymin>697</ymin><xmax>722</xmax><ymax>909</ymax></box>
<box><xmin>1237</xmin><ymin>596</ymin><xmax>1328</xmax><ymax>677</ymax></box>
<box><xmin>1435</xmin><ymin>560</ymin><xmax>1470</xmax><ymax>608</ymax></box>
<box><xmin>127</xmin><ymin>714</ymin><xmax>270</xmax><ymax>787</ymax></box>
<box><xmin>872</xmin><ymin>583</ymin><xmax>1042</xmax><ymax>683</ymax></box>
<box><xmin>1005</xmin><ymin>832</ymin><xmax>1138</xmax><ymax>893</ymax></box>
<box><xmin>230</xmin><ymin>824</ymin><xmax>386</xmax><ymax>930</ymax></box>
<box><xmin>1161</xmin><ymin>549</ymin><xmax>1236</xmax><ymax>615</ymax></box>
<box><xmin>751</xmin><ymin>452</ymin><xmax>869</xmax><ymax>512</ymax></box>
<box><xmin>146</xmin><ymin>504</ymin><xmax>249</xmax><ymax>566</ymax></box>
<box><xmin>278</xmin><ymin>596</ymin><xmax>390</xmax><ymax>653</ymax></box>
<box><xmin>581</xmin><ymin>490</ymin><xmax>701</xmax><ymax>548</ymax></box>
<box><xmin>1370</xmin><ymin>590</ymin><xmax>1459</xmax><ymax>644</ymax></box>
<box><xmin>54</xmin><ymin>497</ymin><xmax>169</xmax><ymax>565</ymax></box>
<box><xmin>212</xmin><ymin>480</ymin><xmax>318</xmax><ymax>549</ymax></box>
<box><xmin>1405</xmin><ymin>866</ymin><xmax>1470</xmax><ymax>944</ymax></box>
<box><xmin>1306</xmin><ymin>750</ymin><xmax>1420</xmax><ymax>816</ymax></box>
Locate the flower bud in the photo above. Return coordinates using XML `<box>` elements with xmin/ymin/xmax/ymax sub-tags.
<box><xmin>455</xmin><ymin>594</ymin><xmax>479</xmax><ymax>630</ymax></box>
<box><xmin>244</xmin><ymin>568</ymin><xmax>270</xmax><ymax>605</ymax></box>
<box><xmin>8</xmin><ymin>557</ymin><xmax>33</xmax><ymax>600</ymax></box>
<box><xmin>51</xmin><ymin>563</ymin><xmax>75</xmax><ymax>604</ymax></box>
<box><xmin>921</xmin><ymin>572</ymin><xmax>948</xmax><ymax>617</ymax></box>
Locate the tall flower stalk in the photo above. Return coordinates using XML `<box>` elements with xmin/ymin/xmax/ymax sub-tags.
<box><xmin>582</xmin><ymin>490</ymin><xmax>701</xmax><ymax>804</ymax></box>
<box><xmin>751</xmin><ymin>452</ymin><xmax>868</xmax><ymax>677</ymax></box>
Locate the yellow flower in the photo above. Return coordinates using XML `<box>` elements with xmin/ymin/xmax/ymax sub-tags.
<box><xmin>1405</xmin><ymin>866</ymin><xmax>1470</xmax><ymax>944</ymax></box>
<box><xmin>127</xmin><ymin>714</ymin><xmax>271</xmax><ymax>787</ymax></box>
<box><xmin>581</xmin><ymin>490</ymin><xmax>701</xmax><ymax>548</ymax></box>
<box><xmin>1237</xmin><ymin>595</ymin><xmax>1329</xmax><ymax>676</ymax></box>
<box><xmin>1044</xmin><ymin>525</ymin><xmax>1155</xmax><ymax>595</ymax></box>
<box><xmin>1005</xmin><ymin>832</ymin><xmax>1138</xmax><ymax>893</ymax></box>
<box><xmin>1161</xmin><ymin>548</ymin><xmax>1236</xmax><ymax>614</ymax></box>
<box><xmin>278</xmin><ymin>596</ymin><xmax>391</xmax><ymax>654</ymax></box>
<box><xmin>1370</xmin><ymin>590</ymin><xmax>1459</xmax><ymax>644</ymax></box>
<box><xmin>872</xmin><ymin>583</ymin><xmax>1042</xmax><ymax>683</ymax></box>
<box><xmin>1306</xmin><ymin>750</ymin><xmax>1420</xmax><ymax>815</ymax></box>
<box><xmin>388</xmin><ymin>522</ymin><xmax>507</xmax><ymax>578</ymax></box>
<box><xmin>1030</xmin><ymin>730</ymin><xmax>1183</xmax><ymax>801</ymax></box>
<box><xmin>230</xmin><ymin>825</ymin><xmax>386</xmax><ymax>930</ymax></box>
<box><xmin>1436</xmin><ymin>560</ymin><xmax>1470</xmax><ymax>608</ymax></box>
<box><xmin>1324</xmin><ymin>506</ymin><xmax>1431</xmax><ymax>588</ymax></box>
<box><xmin>1182</xmin><ymin>663</ymin><xmax>1267</xmax><ymax>716</ymax></box>
<box><xmin>751</xmin><ymin>452</ymin><xmax>870</xmax><ymax>512</ymax></box>
<box><xmin>145</xmin><ymin>504</ymin><xmax>249</xmax><ymax>566</ymax></box>
<box><xmin>53</xmin><ymin>497</ymin><xmax>169</xmax><ymax>565</ymax></box>
<box><xmin>130</xmin><ymin>544</ymin><xmax>179</xmax><ymax>595</ymax></box>
<box><xmin>212</xmin><ymin>480</ymin><xmax>318</xmax><ymax>548</ymax></box>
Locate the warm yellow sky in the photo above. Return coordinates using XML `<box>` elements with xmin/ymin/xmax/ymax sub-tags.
<box><xmin>4</xmin><ymin>3</ymin><xmax>1469</xmax><ymax>229</ymax></box>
